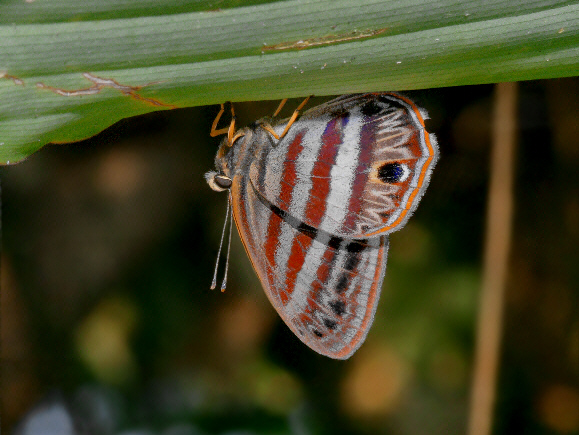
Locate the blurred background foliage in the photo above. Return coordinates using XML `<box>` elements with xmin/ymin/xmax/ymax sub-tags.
<box><xmin>1</xmin><ymin>78</ymin><xmax>578</xmax><ymax>434</ymax></box>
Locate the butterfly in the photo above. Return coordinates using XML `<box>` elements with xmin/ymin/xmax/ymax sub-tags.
<box><xmin>205</xmin><ymin>93</ymin><xmax>438</xmax><ymax>359</ymax></box>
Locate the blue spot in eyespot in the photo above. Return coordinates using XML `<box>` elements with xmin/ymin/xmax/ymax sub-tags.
<box><xmin>378</xmin><ymin>162</ymin><xmax>404</xmax><ymax>183</ymax></box>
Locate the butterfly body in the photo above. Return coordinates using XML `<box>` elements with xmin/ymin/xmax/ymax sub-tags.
<box><xmin>207</xmin><ymin>93</ymin><xmax>437</xmax><ymax>359</ymax></box>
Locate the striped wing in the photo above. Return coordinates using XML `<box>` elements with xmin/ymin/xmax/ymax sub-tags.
<box><xmin>249</xmin><ymin>93</ymin><xmax>438</xmax><ymax>239</ymax></box>
<box><xmin>231</xmin><ymin>175</ymin><xmax>389</xmax><ymax>359</ymax></box>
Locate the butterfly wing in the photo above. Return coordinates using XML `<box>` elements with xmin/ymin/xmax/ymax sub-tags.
<box><xmin>249</xmin><ymin>93</ymin><xmax>438</xmax><ymax>239</ymax></box>
<box><xmin>230</xmin><ymin>174</ymin><xmax>389</xmax><ymax>359</ymax></box>
<box><xmin>223</xmin><ymin>93</ymin><xmax>436</xmax><ymax>358</ymax></box>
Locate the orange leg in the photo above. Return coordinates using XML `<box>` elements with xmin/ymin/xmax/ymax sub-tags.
<box><xmin>279</xmin><ymin>95</ymin><xmax>311</xmax><ymax>138</ymax></box>
<box><xmin>260</xmin><ymin>96</ymin><xmax>312</xmax><ymax>140</ymax></box>
<box><xmin>210</xmin><ymin>102</ymin><xmax>245</xmax><ymax>146</ymax></box>
<box><xmin>210</xmin><ymin>103</ymin><xmax>230</xmax><ymax>137</ymax></box>
<box><xmin>227</xmin><ymin>104</ymin><xmax>235</xmax><ymax>144</ymax></box>
<box><xmin>230</xmin><ymin>130</ymin><xmax>246</xmax><ymax>145</ymax></box>
<box><xmin>272</xmin><ymin>98</ymin><xmax>288</xmax><ymax>117</ymax></box>
<box><xmin>259</xmin><ymin>123</ymin><xmax>280</xmax><ymax>139</ymax></box>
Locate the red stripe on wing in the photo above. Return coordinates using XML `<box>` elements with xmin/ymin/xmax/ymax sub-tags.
<box><xmin>340</xmin><ymin>122</ymin><xmax>374</xmax><ymax>233</ymax></box>
<box><xmin>303</xmin><ymin>115</ymin><xmax>343</xmax><ymax>226</ymax></box>
<box><xmin>282</xmin><ymin>232</ymin><xmax>313</xmax><ymax>305</ymax></box>
<box><xmin>265</xmin><ymin>132</ymin><xmax>306</xmax><ymax>270</ymax></box>
<box><xmin>277</xmin><ymin>131</ymin><xmax>306</xmax><ymax>207</ymax></box>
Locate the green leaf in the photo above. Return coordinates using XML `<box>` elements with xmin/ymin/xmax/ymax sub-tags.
<box><xmin>1</xmin><ymin>0</ymin><xmax>578</xmax><ymax>163</ymax></box>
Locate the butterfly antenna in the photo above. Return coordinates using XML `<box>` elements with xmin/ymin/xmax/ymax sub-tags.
<box><xmin>210</xmin><ymin>194</ymin><xmax>231</xmax><ymax>290</ymax></box>
<box><xmin>220</xmin><ymin>193</ymin><xmax>234</xmax><ymax>292</ymax></box>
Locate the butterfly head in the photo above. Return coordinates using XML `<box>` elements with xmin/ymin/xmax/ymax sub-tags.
<box><xmin>206</xmin><ymin>124</ymin><xmax>259</xmax><ymax>193</ymax></box>
<box><xmin>205</xmin><ymin>136</ymin><xmax>236</xmax><ymax>192</ymax></box>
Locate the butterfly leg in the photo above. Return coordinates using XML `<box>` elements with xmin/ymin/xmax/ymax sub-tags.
<box><xmin>210</xmin><ymin>103</ymin><xmax>230</xmax><ymax>137</ymax></box>
<box><xmin>278</xmin><ymin>95</ymin><xmax>311</xmax><ymax>138</ymax></box>
<box><xmin>259</xmin><ymin>96</ymin><xmax>312</xmax><ymax>140</ymax></box>
<box><xmin>272</xmin><ymin>98</ymin><xmax>288</xmax><ymax>117</ymax></box>
<box><xmin>210</xmin><ymin>102</ymin><xmax>245</xmax><ymax>146</ymax></box>
<box><xmin>227</xmin><ymin>103</ymin><xmax>246</xmax><ymax>145</ymax></box>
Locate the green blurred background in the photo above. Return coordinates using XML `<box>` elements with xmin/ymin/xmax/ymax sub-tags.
<box><xmin>1</xmin><ymin>79</ymin><xmax>578</xmax><ymax>435</ymax></box>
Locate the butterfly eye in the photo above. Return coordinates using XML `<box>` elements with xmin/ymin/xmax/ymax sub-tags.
<box><xmin>377</xmin><ymin>162</ymin><xmax>410</xmax><ymax>184</ymax></box>
<box><xmin>205</xmin><ymin>171</ymin><xmax>232</xmax><ymax>192</ymax></box>
<box><xmin>214</xmin><ymin>175</ymin><xmax>232</xmax><ymax>189</ymax></box>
